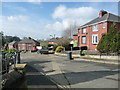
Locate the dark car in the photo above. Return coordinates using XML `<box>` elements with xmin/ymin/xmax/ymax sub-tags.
<box><xmin>37</xmin><ymin>47</ymin><xmax>49</xmax><ymax>54</ymax></box>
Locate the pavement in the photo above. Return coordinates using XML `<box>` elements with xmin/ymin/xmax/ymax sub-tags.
<box><xmin>24</xmin><ymin>64</ymin><xmax>58</xmax><ymax>89</ymax></box>
<box><xmin>21</xmin><ymin>52</ymin><xmax>119</xmax><ymax>89</ymax></box>
<box><xmin>2</xmin><ymin>64</ymin><xmax>27</xmax><ymax>89</ymax></box>
<box><xmin>55</xmin><ymin>53</ymin><xmax>120</xmax><ymax>65</ymax></box>
<box><xmin>2</xmin><ymin>70</ymin><xmax>25</xmax><ymax>89</ymax></box>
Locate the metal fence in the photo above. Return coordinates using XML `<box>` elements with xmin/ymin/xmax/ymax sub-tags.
<box><xmin>1</xmin><ymin>52</ymin><xmax>20</xmax><ymax>75</ymax></box>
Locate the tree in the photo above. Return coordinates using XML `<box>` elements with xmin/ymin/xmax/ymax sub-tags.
<box><xmin>62</xmin><ymin>22</ymin><xmax>78</xmax><ymax>39</ymax></box>
<box><xmin>54</xmin><ymin>37</ymin><xmax>71</xmax><ymax>47</ymax></box>
<box><xmin>97</xmin><ymin>23</ymin><xmax>120</xmax><ymax>54</ymax></box>
<box><xmin>12</xmin><ymin>36</ymin><xmax>21</xmax><ymax>41</ymax></box>
<box><xmin>49</xmin><ymin>37</ymin><xmax>71</xmax><ymax>51</ymax></box>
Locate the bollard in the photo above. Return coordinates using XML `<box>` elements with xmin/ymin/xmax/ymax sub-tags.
<box><xmin>18</xmin><ymin>52</ymin><xmax>20</xmax><ymax>64</ymax></box>
<box><xmin>67</xmin><ymin>52</ymin><xmax>73</xmax><ymax>60</ymax></box>
<box><xmin>16</xmin><ymin>52</ymin><xmax>21</xmax><ymax>64</ymax></box>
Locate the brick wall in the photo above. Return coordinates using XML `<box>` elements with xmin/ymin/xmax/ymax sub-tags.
<box><xmin>18</xmin><ymin>43</ymin><xmax>36</xmax><ymax>51</ymax></box>
<box><xmin>77</xmin><ymin>22</ymin><xmax>108</xmax><ymax>50</ymax></box>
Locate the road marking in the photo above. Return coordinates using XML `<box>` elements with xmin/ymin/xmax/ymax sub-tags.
<box><xmin>27</xmin><ymin>85</ymin><xmax>58</xmax><ymax>88</ymax></box>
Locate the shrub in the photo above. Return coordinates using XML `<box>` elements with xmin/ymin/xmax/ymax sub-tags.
<box><xmin>97</xmin><ymin>23</ymin><xmax>120</xmax><ymax>55</ymax></box>
<box><xmin>55</xmin><ymin>46</ymin><xmax>64</xmax><ymax>53</ymax></box>
<box><xmin>4</xmin><ymin>49</ymin><xmax>16</xmax><ymax>54</ymax></box>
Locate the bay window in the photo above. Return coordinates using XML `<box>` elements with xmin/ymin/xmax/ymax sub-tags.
<box><xmin>92</xmin><ymin>34</ymin><xmax>98</xmax><ymax>44</ymax></box>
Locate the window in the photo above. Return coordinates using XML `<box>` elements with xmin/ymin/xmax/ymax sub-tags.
<box><xmin>82</xmin><ymin>36</ymin><xmax>86</xmax><ymax>44</ymax></box>
<box><xmin>92</xmin><ymin>34</ymin><xmax>98</xmax><ymax>44</ymax></box>
<box><xmin>22</xmin><ymin>46</ymin><xmax>25</xmax><ymax>50</ymax></box>
<box><xmin>28</xmin><ymin>46</ymin><xmax>31</xmax><ymax>50</ymax></box>
<box><xmin>18</xmin><ymin>47</ymin><xmax>21</xmax><ymax>50</ymax></box>
<box><xmin>28</xmin><ymin>44</ymin><xmax>31</xmax><ymax>46</ymax></box>
<box><xmin>22</xmin><ymin>44</ymin><xmax>25</xmax><ymax>50</ymax></box>
<box><xmin>102</xmin><ymin>22</ymin><xmax>106</xmax><ymax>29</ymax></box>
<box><xmin>92</xmin><ymin>24</ymin><xmax>98</xmax><ymax>32</ymax></box>
<box><xmin>82</xmin><ymin>28</ymin><xmax>86</xmax><ymax>34</ymax></box>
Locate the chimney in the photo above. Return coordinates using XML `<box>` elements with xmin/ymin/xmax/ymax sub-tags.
<box><xmin>28</xmin><ymin>37</ymin><xmax>32</xmax><ymax>39</ymax></box>
<box><xmin>99</xmin><ymin>10</ymin><xmax>107</xmax><ymax>17</ymax></box>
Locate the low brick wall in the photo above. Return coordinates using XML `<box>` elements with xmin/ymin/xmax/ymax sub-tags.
<box><xmin>55</xmin><ymin>52</ymin><xmax>119</xmax><ymax>61</ymax></box>
<box><xmin>85</xmin><ymin>55</ymin><xmax>119</xmax><ymax>60</ymax></box>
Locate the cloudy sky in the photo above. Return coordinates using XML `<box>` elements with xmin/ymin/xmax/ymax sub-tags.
<box><xmin>1</xmin><ymin>1</ymin><xmax>118</xmax><ymax>40</ymax></box>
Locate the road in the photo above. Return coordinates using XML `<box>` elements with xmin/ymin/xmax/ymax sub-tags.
<box><xmin>21</xmin><ymin>52</ymin><xmax>119</xmax><ymax>89</ymax></box>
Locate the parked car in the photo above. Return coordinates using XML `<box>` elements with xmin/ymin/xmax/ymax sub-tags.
<box><xmin>37</xmin><ymin>47</ymin><xmax>49</xmax><ymax>54</ymax></box>
<box><xmin>31</xmin><ymin>48</ymin><xmax>38</xmax><ymax>52</ymax></box>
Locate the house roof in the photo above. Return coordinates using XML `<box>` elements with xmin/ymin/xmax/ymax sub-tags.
<box><xmin>81</xmin><ymin>13</ymin><xmax>120</xmax><ymax>28</ymax></box>
<box><xmin>9</xmin><ymin>41</ymin><xmax>18</xmax><ymax>46</ymax></box>
<box><xmin>19</xmin><ymin>38</ymin><xmax>40</xmax><ymax>45</ymax></box>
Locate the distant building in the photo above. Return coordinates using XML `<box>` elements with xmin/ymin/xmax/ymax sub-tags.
<box><xmin>18</xmin><ymin>37</ymin><xmax>40</xmax><ymax>51</ymax></box>
<box><xmin>48</xmin><ymin>38</ymin><xmax>58</xmax><ymax>46</ymax></box>
<box><xmin>73</xmin><ymin>10</ymin><xmax>120</xmax><ymax>50</ymax></box>
<box><xmin>8</xmin><ymin>41</ymin><xmax>18</xmax><ymax>50</ymax></box>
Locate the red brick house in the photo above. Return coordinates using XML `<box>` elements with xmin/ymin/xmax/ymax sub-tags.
<box><xmin>8</xmin><ymin>41</ymin><xmax>18</xmax><ymax>50</ymax></box>
<box><xmin>73</xmin><ymin>10</ymin><xmax>120</xmax><ymax>50</ymax></box>
<box><xmin>18</xmin><ymin>37</ymin><xmax>40</xmax><ymax>51</ymax></box>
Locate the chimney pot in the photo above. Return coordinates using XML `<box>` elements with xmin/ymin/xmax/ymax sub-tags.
<box><xmin>99</xmin><ymin>10</ymin><xmax>107</xmax><ymax>17</ymax></box>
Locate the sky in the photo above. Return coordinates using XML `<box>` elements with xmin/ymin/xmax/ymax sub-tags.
<box><xmin>1</xmin><ymin>1</ymin><xmax>119</xmax><ymax>40</ymax></box>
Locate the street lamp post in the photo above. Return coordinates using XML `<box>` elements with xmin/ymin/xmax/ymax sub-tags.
<box><xmin>50</xmin><ymin>34</ymin><xmax>55</xmax><ymax>39</ymax></box>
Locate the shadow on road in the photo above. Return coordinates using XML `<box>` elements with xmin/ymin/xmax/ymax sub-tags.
<box><xmin>23</xmin><ymin>60</ymin><xmax>51</xmax><ymax>64</ymax></box>
<box><xmin>48</xmin><ymin>70</ymin><xmax>119</xmax><ymax>85</ymax></box>
<box><xmin>24</xmin><ymin>64</ymin><xmax>58</xmax><ymax>88</ymax></box>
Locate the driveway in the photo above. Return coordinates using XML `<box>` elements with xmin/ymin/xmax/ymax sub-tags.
<box><xmin>21</xmin><ymin>52</ymin><xmax>119</xmax><ymax>89</ymax></box>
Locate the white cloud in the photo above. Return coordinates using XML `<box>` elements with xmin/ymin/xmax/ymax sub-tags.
<box><xmin>45</xmin><ymin>21</ymin><xmax>64</xmax><ymax>31</ymax></box>
<box><xmin>2</xmin><ymin>15</ymin><xmax>30</xmax><ymax>36</ymax></box>
<box><xmin>48</xmin><ymin>5</ymin><xmax>99</xmax><ymax>31</ymax></box>
<box><xmin>2</xmin><ymin>3</ymin><xmax>27</xmax><ymax>12</ymax></box>
<box><xmin>2</xmin><ymin>15</ymin><xmax>53</xmax><ymax>39</ymax></box>
<box><xmin>7</xmin><ymin>15</ymin><xmax>29</xmax><ymax>22</ymax></box>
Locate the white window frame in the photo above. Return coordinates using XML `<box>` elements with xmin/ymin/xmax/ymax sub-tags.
<box><xmin>18</xmin><ymin>47</ymin><xmax>21</xmax><ymax>50</ymax></box>
<box><xmin>28</xmin><ymin>46</ymin><xmax>31</xmax><ymax>50</ymax></box>
<box><xmin>92</xmin><ymin>34</ymin><xmax>98</xmax><ymax>44</ymax></box>
<box><xmin>102</xmin><ymin>22</ymin><xmax>106</xmax><ymax>29</ymax></box>
<box><xmin>82</xmin><ymin>36</ymin><xmax>86</xmax><ymax>44</ymax></box>
<box><xmin>82</xmin><ymin>28</ymin><xmax>86</xmax><ymax>34</ymax></box>
<box><xmin>22</xmin><ymin>44</ymin><xmax>25</xmax><ymax>50</ymax></box>
<box><xmin>92</xmin><ymin>24</ymin><xmax>98</xmax><ymax>32</ymax></box>
<box><xmin>22</xmin><ymin>46</ymin><xmax>25</xmax><ymax>50</ymax></box>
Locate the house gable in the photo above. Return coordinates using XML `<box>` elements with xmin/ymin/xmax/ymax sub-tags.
<box><xmin>75</xmin><ymin>10</ymin><xmax>120</xmax><ymax>50</ymax></box>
